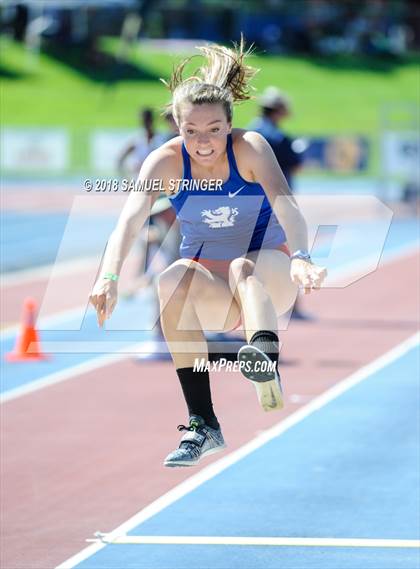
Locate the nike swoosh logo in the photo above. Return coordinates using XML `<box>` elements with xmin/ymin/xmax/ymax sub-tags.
<box><xmin>228</xmin><ymin>185</ymin><xmax>245</xmax><ymax>198</ymax></box>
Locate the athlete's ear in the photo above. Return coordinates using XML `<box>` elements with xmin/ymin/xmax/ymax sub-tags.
<box><xmin>227</xmin><ymin>122</ymin><xmax>232</xmax><ymax>134</ymax></box>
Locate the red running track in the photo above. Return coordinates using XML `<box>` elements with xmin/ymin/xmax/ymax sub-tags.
<box><xmin>1</xmin><ymin>252</ymin><xmax>419</xmax><ymax>569</ymax></box>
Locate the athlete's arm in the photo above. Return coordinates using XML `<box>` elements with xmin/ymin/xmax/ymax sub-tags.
<box><xmin>240</xmin><ymin>131</ymin><xmax>308</xmax><ymax>254</ymax></box>
<box><xmin>90</xmin><ymin>147</ymin><xmax>177</xmax><ymax>325</ymax></box>
<box><xmin>239</xmin><ymin>131</ymin><xmax>327</xmax><ymax>293</ymax></box>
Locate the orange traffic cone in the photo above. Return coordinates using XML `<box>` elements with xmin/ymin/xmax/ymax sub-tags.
<box><xmin>5</xmin><ymin>298</ymin><xmax>48</xmax><ymax>362</ymax></box>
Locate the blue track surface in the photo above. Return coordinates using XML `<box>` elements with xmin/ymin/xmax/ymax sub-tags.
<box><xmin>74</xmin><ymin>343</ymin><xmax>420</xmax><ymax>569</ymax></box>
<box><xmin>1</xmin><ymin>212</ymin><xmax>116</xmax><ymax>273</ymax></box>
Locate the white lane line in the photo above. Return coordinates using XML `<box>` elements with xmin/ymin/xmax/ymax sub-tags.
<box><xmin>56</xmin><ymin>332</ymin><xmax>419</xmax><ymax>568</ymax></box>
<box><xmin>0</xmin><ymin>345</ymin><xmax>143</xmax><ymax>404</ymax></box>
<box><xmin>86</xmin><ymin>535</ymin><xmax>420</xmax><ymax>548</ymax></box>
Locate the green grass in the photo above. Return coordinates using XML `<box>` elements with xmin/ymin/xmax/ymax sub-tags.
<box><xmin>2</xmin><ymin>36</ymin><xmax>418</xmax><ymax>132</ymax></box>
<box><xmin>1</xmin><ymin>36</ymin><xmax>418</xmax><ymax>175</ymax></box>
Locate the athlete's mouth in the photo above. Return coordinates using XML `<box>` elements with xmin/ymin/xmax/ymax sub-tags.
<box><xmin>196</xmin><ymin>149</ymin><xmax>214</xmax><ymax>157</ymax></box>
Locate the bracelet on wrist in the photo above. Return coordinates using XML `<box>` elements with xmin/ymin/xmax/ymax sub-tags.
<box><xmin>290</xmin><ymin>250</ymin><xmax>311</xmax><ymax>263</ymax></box>
<box><xmin>103</xmin><ymin>272</ymin><xmax>119</xmax><ymax>281</ymax></box>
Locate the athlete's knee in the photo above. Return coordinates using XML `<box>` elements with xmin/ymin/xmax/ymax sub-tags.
<box><xmin>157</xmin><ymin>264</ymin><xmax>195</xmax><ymax>302</ymax></box>
<box><xmin>245</xmin><ymin>274</ymin><xmax>263</xmax><ymax>287</ymax></box>
<box><xmin>229</xmin><ymin>257</ymin><xmax>255</xmax><ymax>281</ymax></box>
<box><xmin>244</xmin><ymin>274</ymin><xmax>270</xmax><ymax>299</ymax></box>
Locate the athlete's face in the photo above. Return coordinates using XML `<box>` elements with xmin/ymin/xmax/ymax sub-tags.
<box><xmin>179</xmin><ymin>103</ymin><xmax>231</xmax><ymax>165</ymax></box>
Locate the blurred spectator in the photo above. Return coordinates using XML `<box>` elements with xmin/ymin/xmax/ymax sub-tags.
<box><xmin>11</xmin><ymin>3</ymin><xmax>28</xmax><ymax>42</ymax></box>
<box><xmin>2</xmin><ymin>2</ymin><xmax>417</xmax><ymax>56</ymax></box>
<box><xmin>118</xmin><ymin>107</ymin><xmax>179</xmax><ymax>356</ymax></box>
<box><xmin>123</xmin><ymin>194</ymin><xmax>180</xmax><ymax>358</ymax></box>
<box><xmin>248</xmin><ymin>86</ymin><xmax>303</xmax><ymax>188</ymax></box>
<box><xmin>160</xmin><ymin>108</ymin><xmax>179</xmax><ymax>142</ymax></box>
<box><xmin>117</xmin><ymin>107</ymin><xmax>178</xmax><ymax>178</ymax></box>
<box><xmin>118</xmin><ymin>107</ymin><xmax>157</xmax><ymax>177</ymax></box>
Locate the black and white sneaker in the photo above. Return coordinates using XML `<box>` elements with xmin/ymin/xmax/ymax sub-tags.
<box><xmin>237</xmin><ymin>344</ymin><xmax>283</xmax><ymax>412</ymax></box>
<box><xmin>164</xmin><ymin>415</ymin><xmax>226</xmax><ymax>468</ymax></box>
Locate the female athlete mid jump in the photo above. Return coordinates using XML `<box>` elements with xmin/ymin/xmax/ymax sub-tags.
<box><xmin>90</xmin><ymin>39</ymin><xmax>327</xmax><ymax>467</ymax></box>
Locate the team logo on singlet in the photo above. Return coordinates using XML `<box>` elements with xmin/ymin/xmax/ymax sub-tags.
<box><xmin>201</xmin><ymin>206</ymin><xmax>239</xmax><ymax>228</ymax></box>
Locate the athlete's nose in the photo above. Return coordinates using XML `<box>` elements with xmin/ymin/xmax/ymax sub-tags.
<box><xmin>197</xmin><ymin>133</ymin><xmax>210</xmax><ymax>145</ymax></box>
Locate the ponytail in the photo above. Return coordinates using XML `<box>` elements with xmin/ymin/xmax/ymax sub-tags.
<box><xmin>162</xmin><ymin>36</ymin><xmax>258</xmax><ymax>124</ymax></box>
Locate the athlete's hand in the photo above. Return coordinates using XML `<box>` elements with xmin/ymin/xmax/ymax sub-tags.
<box><xmin>290</xmin><ymin>259</ymin><xmax>327</xmax><ymax>295</ymax></box>
<box><xmin>89</xmin><ymin>279</ymin><xmax>118</xmax><ymax>327</ymax></box>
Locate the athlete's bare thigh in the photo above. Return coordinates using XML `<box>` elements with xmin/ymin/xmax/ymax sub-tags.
<box><xmin>159</xmin><ymin>258</ymin><xmax>241</xmax><ymax>332</ymax></box>
<box><xmin>240</xmin><ymin>249</ymin><xmax>298</xmax><ymax>316</ymax></box>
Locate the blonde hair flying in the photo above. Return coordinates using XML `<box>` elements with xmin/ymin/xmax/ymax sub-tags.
<box><xmin>162</xmin><ymin>36</ymin><xmax>258</xmax><ymax>124</ymax></box>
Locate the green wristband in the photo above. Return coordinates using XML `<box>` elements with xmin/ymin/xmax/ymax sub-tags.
<box><xmin>103</xmin><ymin>272</ymin><xmax>119</xmax><ymax>281</ymax></box>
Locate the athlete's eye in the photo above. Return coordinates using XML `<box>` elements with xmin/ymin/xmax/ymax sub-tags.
<box><xmin>211</xmin><ymin>128</ymin><xmax>220</xmax><ymax>133</ymax></box>
<box><xmin>186</xmin><ymin>129</ymin><xmax>195</xmax><ymax>135</ymax></box>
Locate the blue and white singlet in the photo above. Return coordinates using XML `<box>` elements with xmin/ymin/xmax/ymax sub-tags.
<box><xmin>168</xmin><ymin>134</ymin><xmax>287</xmax><ymax>261</ymax></box>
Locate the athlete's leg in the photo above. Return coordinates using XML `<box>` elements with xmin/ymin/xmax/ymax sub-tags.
<box><xmin>158</xmin><ymin>259</ymin><xmax>239</xmax><ymax>465</ymax></box>
<box><xmin>229</xmin><ymin>249</ymin><xmax>297</xmax><ymax>339</ymax></box>
<box><xmin>229</xmin><ymin>256</ymin><xmax>275</xmax><ymax>341</ymax></box>
<box><xmin>157</xmin><ymin>258</ymin><xmax>241</xmax><ymax>368</ymax></box>
<box><xmin>246</xmin><ymin>249</ymin><xmax>298</xmax><ymax>318</ymax></box>
<box><xmin>228</xmin><ymin>249</ymin><xmax>297</xmax><ymax>411</ymax></box>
